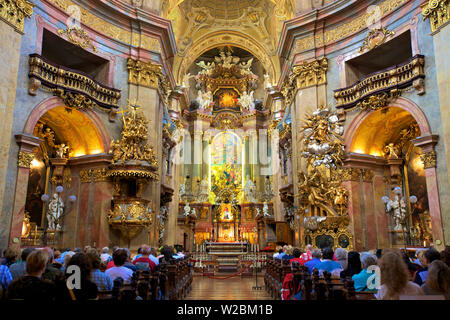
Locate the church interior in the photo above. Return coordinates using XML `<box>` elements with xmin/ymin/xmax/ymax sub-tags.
<box><xmin>0</xmin><ymin>0</ymin><xmax>449</xmax><ymax>301</ymax></box>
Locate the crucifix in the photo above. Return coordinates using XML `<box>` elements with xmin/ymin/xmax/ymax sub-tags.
<box><xmin>126</xmin><ymin>100</ymin><xmax>141</xmax><ymax>121</ymax></box>
<box><xmin>116</xmin><ymin>107</ymin><xmax>127</xmax><ymax>129</ymax></box>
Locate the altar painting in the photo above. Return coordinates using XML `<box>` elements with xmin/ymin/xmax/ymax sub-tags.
<box><xmin>210</xmin><ymin>132</ymin><xmax>243</xmax><ymax>196</ymax></box>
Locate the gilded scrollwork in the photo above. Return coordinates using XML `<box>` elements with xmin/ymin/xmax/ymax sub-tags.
<box><xmin>58</xmin><ymin>25</ymin><xmax>98</xmax><ymax>52</ymax></box>
<box><xmin>359</xmin><ymin>27</ymin><xmax>395</xmax><ymax>53</ymax></box>
<box><xmin>54</xmin><ymin>89</ymin><xmax>97</xmax><ymax>111</ymax></box>
<box><xmin>0</xmin><ymin>0</ymin><xmax>34</xmax><ymax>32</ymax></box>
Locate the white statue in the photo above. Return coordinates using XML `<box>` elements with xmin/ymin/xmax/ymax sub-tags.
<box><xmin>198</xmin><ymin>178</ymin><xmax>210</xmax><ymax>203</ymax></box>
<box><xmin>179</xmin><ymin>182</ymin><xmax>186</xmax><ymax>200</ymax></box>
<box><xmin>190</xmin><ymin>208</ymin><xmax>197</xmax><ymax>217</ymax></box>
<box><xmin>386</xmin><ymin>195</ymin><xmax>407</xmax><ymax>231</ymax></box>
<box><xmin>56</xmin><ymin>144</ymin><xmax>68</xmax><ymax>158</ymax></box>
<box><xmin>263</xmin><ymin>73</ymin><xmax>272</xmax><ymax>89</ymax></box>
<box><xmin>255</xmin><ymin>208</ymin><xmax>261</xmax><ymax>217</ymax></box>
<box><xmin>238</xmin><ymin>91</ymin><xmax>255</xmax><ymax>112</ymax></box>
<box><xmin>181</xmin><ymin>73</ymin><xmax>195</xmax><ymax>91</ymax></box>
<box><xmin>47</xmin><ymin>193</ymin><xmax>64</xmax><ymax>231</ymax></box>
<box><xmin>201</xmin><ymin>90</ymin><xmax>213</xmax><ymax>110</ymax></box>
<box><xmin>196</xmin><ymin>61</ymin><xmax>215</xmax><ymax>76</ymax></box>
<box><xmin>196</xmin><ymin>90</ymin><xmax>213</xmax><ymax>111</ymax></box>
<box><xmin>184</xmin><ymin>202</ymin><xmax>191</xmax><ymax>217</ymax></box>
<box><xmin>244</xmin><ymin>177</ymin><xmax>257</xmax><ymax>203</ymax></box>
<box><xmin>263</xmin><ymin>201</ymin><xmax>271</xmax><ymax>217</ymax></box>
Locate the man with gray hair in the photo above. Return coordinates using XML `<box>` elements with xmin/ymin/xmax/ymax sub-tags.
<box><xmin>334</xmin><ymin>248</ymin><xmax>348</xmax><ymax>270</ymax></box>
<box><xmin>304</xmin><ymin>248</ymin><xmax>322</xmax><ymax>273</ymax></box>
<box><xmin>100</xmin><ymin>247</ymin><xmax>111</xmax><ymax>263</ymax></box>
<box><xmin>352</xmin><ymin>252</ymin><xmax>378</xmax><ymax>292</ymax></box>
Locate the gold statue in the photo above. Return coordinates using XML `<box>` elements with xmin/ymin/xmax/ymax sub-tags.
<box><xmin>383</xmin><ymin>143</ymin><xmax>400</xmax><ymax>159</ymax></box>
<box><xmin>109</xmin><ymin>105</ymin><xmax>158</xmax><ymax>166</ymax></box>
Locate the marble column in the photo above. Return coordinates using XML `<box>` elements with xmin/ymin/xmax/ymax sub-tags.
<box><xmin>362</xmin><ymin>170</ymin><xmax>377</xmax><ymax>250</ymax></box>
<box><xmin>0</xmin><ymin>5</ymin><xmax>33</xmax><ymax>248</ymax></box>
<box><xmin>9</xmin><ymin>134</ymin><xmax>42</xmax><ymax>248</ymax></box>
<box><xmin>430</xmin><ymin>20</ymin><xmax>450</xmax><ymax>245</ymax></box>
<box><xmin>127</xmin><ymin>62</ymin><xmax>163</xmax><ymax>248</ymax></box>
<box><xmin>414</xmin><ymin>134</ymin><xmax>445</xmax><ymax>250</ymax></box>
<box><xmin>342</xmin><ymin>168</ymin><xmax>363</xmax><ymax>251</ymax></box>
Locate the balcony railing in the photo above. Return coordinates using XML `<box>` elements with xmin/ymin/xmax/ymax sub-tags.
<box><xmin>28</xmin><ymin>54</ymin><xmax>121</xmax><ymax>109</ymax></box>
<box><xmin>334</xmin><ymin>55</ymin><xmax>425</xmax><ymax>110</ymax></box>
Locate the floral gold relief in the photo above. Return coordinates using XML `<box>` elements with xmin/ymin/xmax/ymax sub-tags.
<box><xmin>421</xmin><ymin>151</ymin><xmax>437</xmax><ymax>168</ymax></box>
<box><xmin>46</xmin><ymin>0</ymin><xmax>161</xmax><ymax>52</ymax></box>
<box><xmin>127</xmin><ymin>58</ymin><xmax>163</xmax><ymax>89</ymax></box>
<box><xmin>0</xmin><ymin>0</ymin><xmax>34</xmax><ymax>33</ymax></box>
<box><xmin>294</xmin><ymin>0</ymin><xmax>408</xmax><ymax>51</ymax></box>
<box><xmin>17</xmin><ymin>151</ymin><xmax>34</xmax><ymax>168</ymax></box>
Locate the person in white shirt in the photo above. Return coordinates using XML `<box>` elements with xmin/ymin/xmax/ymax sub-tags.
<box><xmin>105</xmin><ymin>248</ymin><xmax>133</xmax><ymax>284</ymax></box>
<box><xmin>375</xmin><ymin>249</ymin><xmax>424</xmax><ymax>300</ymax></box>
<box><xmin>100</xmin><ymin>247</ymin><xmax>111</xmax><ymax>263</ymax></box>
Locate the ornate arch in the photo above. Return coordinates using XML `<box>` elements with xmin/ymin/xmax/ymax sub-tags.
<box><xmin>24</xmin><ymin>96</ymin><xmax>111</xmax><ymax>153</ymax></box>
<box><xmin>173</xmin><ymin>31</ymin><xmax>280</xmax><ymax>85</ymax></box>
<box><xmin>344</xmin><ymin>97</ymin><xmax>432</xmax><ymax>152</ymax></box>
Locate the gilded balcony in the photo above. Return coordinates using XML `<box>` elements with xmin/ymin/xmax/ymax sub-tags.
<box><xmin>28</xmin><ymin>54</ymin><xmax>121</xmax><ymax>109</ymax></box>
<box><xmin>334</xmin><ymin>55</ymin><xmax>425</xmax><ymax>111</ymax></box>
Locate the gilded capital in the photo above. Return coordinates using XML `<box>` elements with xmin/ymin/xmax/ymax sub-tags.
<box><xmin>422</xmin><ymin>0</ymin><xmax>449</xmax><ymax>33</ymax></box>
<box><xmin>0</xmin><ymin>0</ymin><xmax>34</xmax><ymax>33</ymax></box>
<box><xmin>17</xmin><ymin>151</ymin><xmax>34</xmax><ymax>168</ymax></box>
<box><xmin>362</xmin><ymin>169</ymin><xmax>374</xmax><ymax>182</ymax></box>
<box><xmin>93</xmin><ymin>168</ymin><xmax>109</xmax><ymax>182</ymax></box>
<box><xmin>127</xmin><ymin>58</ymin><xmax>163</xmax><ymax>89</ymax></box>
<box><xmin>281</xmin><ymin>58</ymin><xmax>328</xmax><ymax>106</ymax></box>
<box><xmin>342</xmin><ymin>168</ymin><xmax>361</xmax><ymax>181</ymax></box>
<box><xmin>420</xmin><ymin>150</ymin><xmax>437</xmax><ymax>168</ymax></box>
<box><xmin>80</xmin><ymin>169</ymin><xmax>93</xmax><ymax>183</ymax></box>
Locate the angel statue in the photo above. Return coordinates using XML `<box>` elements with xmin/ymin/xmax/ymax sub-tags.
<box><xmin>244</xmin><ymin>177</ymin><xmax>257</xmax><ymax>203</ymax></box>
<box><xmin>47</xmin><ymin>193</ymin><xmax>64</xmax><ymax>231</ymax></box>
<box><xmin>263</xmin><ymin>201</ymin><xmax>271</xmax><ymax>217</ymax></box>
<box><xmin>55</xmin><ymin>144</ymin><xmax>69</xmax><ymax>158</ymax></box>
<box><xmin>196</xmin><ymin>60</ymin><xmax>215</xmax><ymax>76</ymax></box>
<box><xmin>181</xmin><ymin>73</ymin><xmax>195</xmax><ymax>91</ymax></box>
<box><xmin>263</xmin><ymin>73</ymin><xmax>272</xmax><ymax>89</ymax></box>
<box><xmin>383</xmin><ymin>143</ymin><xmax>400</xmax><ymax>159</ymax></box>
<box><xmin>239</xmin><ymin>58</ymin><xmax>254</xmax><ymax>75</ymax></box>
<box><xmin>201</xmin><ymin>90</ymin><xmax>213</xmax><ymax>111</ymax></box>
<box><xmin>238</xmin><ymin>91</ymin><xmax>255</xmax><ymax>112</ymax></box>
<box><xmin>183</xmin><ymin>202</ymin><xmax>191</xmax><ymax>217</ymax></box>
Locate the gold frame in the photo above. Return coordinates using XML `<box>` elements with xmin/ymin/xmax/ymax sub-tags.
<box><xmin>307</xmin><ymin>228</ymin><xmax>353</xmax><ymax>251</ymax></box>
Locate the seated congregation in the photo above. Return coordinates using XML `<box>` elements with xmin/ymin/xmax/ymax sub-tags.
<box><xmin>266</xmin><ymin>245</ymin><xmax>450</xmax><ymax>300</ymax></box>
<box><xmin>0</xmin><ymin>245</ymin><xmax>192</xmax><ymax>301</ymax></box>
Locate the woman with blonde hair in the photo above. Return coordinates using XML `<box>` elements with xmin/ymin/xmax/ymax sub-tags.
<box><xmin>282</xmin><ymin>245</ymin><xmax>294</xmax><ymax>262</ymax></box>
<box><xmin>422</xmin><ymin>260</ymin><xmax>450</xmax><ymax>299</ymax></box>
<box><xmin>375</xmin><ymin>249</ymin><xmax>424</xmax><ymax>300</ymax></box>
